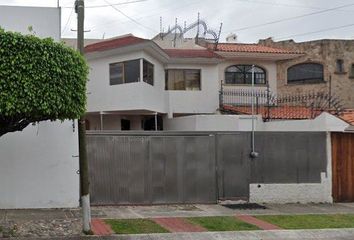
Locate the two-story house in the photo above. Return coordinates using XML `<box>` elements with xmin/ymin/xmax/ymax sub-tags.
<box><xmin>84</xmin><ymin>33</ymin><xmax>301</xmax><ymax>131</ymax></box>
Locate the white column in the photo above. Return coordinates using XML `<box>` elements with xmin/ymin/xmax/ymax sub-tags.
<box><xmin>140</xmin><ymin>58</ymin><xmax>143</xmax><ymax>82</ymax></box>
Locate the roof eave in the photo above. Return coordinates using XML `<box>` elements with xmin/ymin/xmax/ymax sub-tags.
<box><xmin>85</xmin><ymin>41</ymin><xmax>169</xmax><ymax>63</ymax></box>
<box><xmin>167</xmin><ymin>57</ymin><xmax>222</xmax><ymax>64</ymax></box>
<box><xmin>216</xmin><ymin>51</ymin><xmax>304</xmax><ymax>60</ymax></box>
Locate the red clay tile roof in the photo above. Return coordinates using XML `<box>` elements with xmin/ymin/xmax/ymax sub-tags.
<box><xmin>212</xmin><ymin>43</ymin><xmax>302</xmax><ymax>54</ymax></box>
<box><xmin>85</xmin><ymin>35</ymin><xmax>147</xmax><ymax>53</ymax></box>
<box><xmin>338</xmin><ymin>110</ymin><xmax>354</xmax><ymax>125</ymax></box>
<box><xmin>164</xmin><ymin>49</ymin><xmax>222</xmax><ymax>58</ymax></box>
<box><xmin>222</xmin><ymin>105</ymin><xmax>354</xmax><ymax>125</ymax></box>
<box><xmin>222</xmin><ymin>105</ymin><xmax>317</xmax><ymax>119</ymax></box>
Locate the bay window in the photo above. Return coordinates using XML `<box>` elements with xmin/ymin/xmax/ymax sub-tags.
<box><xmin>109</xmin><ymin>59</ymin><xmax>154</xmax><ymax>86</ymax></box>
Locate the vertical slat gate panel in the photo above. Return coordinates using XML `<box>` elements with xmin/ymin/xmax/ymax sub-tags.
<box><xmin>332</xmin><ymin>132</ymin><xmax>354</xmax><ymax>202</ymax></box>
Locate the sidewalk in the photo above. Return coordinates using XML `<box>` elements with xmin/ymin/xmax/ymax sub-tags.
<box><xmin>13</xmin><ymin>229</ymin><xmax>354</xmax><ymax>240</ymax></box>
<box><xmin>91</xmin><ymin>203</ymin><xmax>354</xmax><ymax>219</ymax></box>
<box><xmin>1</xmin><ymin>203</ymin><xmax>354</xmax><ymax>238</ymax></box>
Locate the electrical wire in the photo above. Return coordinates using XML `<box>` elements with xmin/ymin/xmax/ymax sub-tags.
<box><xmin>61</xmin><ymin>0</ymin><xmax>147</xmax><ymax>8</ymax></box>
<box><xmin>103</xmin><ymin>0</ymin><xmax>158</xmax><ymax>33</ymax></box>
<box><xmin>275</xmin><ymin>23</ymin><xmax>354</xmax><ymax>40</ymax></box>
<box><xmin>89</xmin><ymin>0</ymin><xmax>204</xmax><ymax>31</ymax></box>
<box><xmin>61</xmin><ymin>6</ymin><xmax>74</xmax><ymax>35</ymax></box>
<box><xmin>222</xmin><ymin>2</ymin><xmax>354</xmax><ymax>33</ymax></box>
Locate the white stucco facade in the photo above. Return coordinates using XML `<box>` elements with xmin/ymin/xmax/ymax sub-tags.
<box><xmin>249</xmin><ymin>132</ymin><xmax>333</xmax><ymax>204</ymax></box>
<box><xmin>0</xmin><ymin>5</ymin><xmax>61</xmax><ymax>39</ymax></box>
<box><xmin>0</xmin><ymin>121</ymin><xmax>79</xmax><ymax>208</ymax></box>
<box><xmin>0</xmin><ymin>6</ymin><xmax>79</xmax><ymax>209</ymax></box>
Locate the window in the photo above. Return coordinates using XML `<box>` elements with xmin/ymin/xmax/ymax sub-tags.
<box><xmin>143</xmin><ymin>60</ymin><xmax>154</xmax><ymax>85</ymax></box>
<box><xmin>165</xmin><ymin>69</ymin><xmax>201</xmax><ymax>90</ymax></box>
<box><xmin>287</xmin><ymin>63</ymin><xmax>324</xmax><ymax>84</ymax></box>
<box><xmin>109</xmin><ymin>59</ymin><xmax>140</xmax><ymax>85</ymax></box>
<box><xmin>225</xmin><ymin>65</ymin><xmax>266</xmax><ymax>85</ymax></box>
<box><xmin>350</xmin><ymin>64</ymin><xmax>354</xmax><ymax>77</ymax></box>
<box><xmin>336</xmin><ymin>59</ymin><xmax>344</xmax><ymax>73</ymax></box>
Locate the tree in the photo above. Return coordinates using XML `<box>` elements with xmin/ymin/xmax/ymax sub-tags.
<box><xmin>0</xmin><ymin>29</ymin><xmax>88</xmax><ymax>136</ymax></box>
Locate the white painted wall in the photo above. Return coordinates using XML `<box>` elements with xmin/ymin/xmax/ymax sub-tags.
<box><xmin>0</xmin><ymin>121</ymin><xmax>79</xmax><ymax>208</ymax></box>
<box><xmin>249</xmin><ymin>132</ymin><xmax>333</xmax><ymax>204</ymax></box>
<box><xmin>261</xmin><ymin>112</ymin><xmax>349</xmax><ymax>132</ymax></box>
<box><xmin>166</xmin><ymin>63</ymin><xmax>220</xmax><ymax>114</ymax></box>
<box><xmin>164</xmin><ymin>112</ymin><xmax>350</xmax><ymax>132</ymax></box>
<box><xmin>0</xmin><ymin>6</ymin><xmax>79</xmax><ymax>209</ymax></box>
<box><xmin>164</xmin><ymin>114</ymin><xmax>263</xmax><ymax>131</ymax></box>
<box><xmin>0</xmin><ymin>6</ymin><xmax>61</xmax><ymax>40</ymax></box>
<box><xmin>87</xmin><ymin>51</ymin><xmax>168</xmax><ymax>113</ymax></box>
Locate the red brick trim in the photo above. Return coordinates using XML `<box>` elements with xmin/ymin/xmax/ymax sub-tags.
<box><xmin>236</xmin><ymin>215</ymin><xmax>282</xmax><ymax>230</ymax></box>
<box><xmin>91</xmin><ymin>218</ymin><xmax>114</xmax><ymax>236</ymax></box>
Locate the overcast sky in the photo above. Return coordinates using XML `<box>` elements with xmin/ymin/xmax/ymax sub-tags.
<box><xmin>1</xmin><ymin>0</ymin><xmax>354</xmax><ymax>43</ymax></box>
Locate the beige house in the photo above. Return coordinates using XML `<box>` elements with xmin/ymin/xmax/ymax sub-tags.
<box><xmin>259</xmin><ymin>38</ymin><xmax>354</xmax><ymax>108</ymax></box>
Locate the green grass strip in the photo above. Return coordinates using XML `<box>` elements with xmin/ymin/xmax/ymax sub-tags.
<box><xmin>187</xmin><ymin>216</ymin><xmax>260</xmax><ymax>231</ymax></box>
<box><xmin>256</xmin><ymin>214</ymin><xmax>354</xmax><ymax>229</ymax></box>
<box><xmin>105</xmin><ymin>219</ymin><xmax>169</xmax><ymax>234</ymax></box>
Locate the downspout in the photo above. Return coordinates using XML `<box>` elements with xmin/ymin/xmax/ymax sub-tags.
<box><xmin>250</xmin><ymin>65</ymin><xmax>259</xmax><ymax>158</ymax></box>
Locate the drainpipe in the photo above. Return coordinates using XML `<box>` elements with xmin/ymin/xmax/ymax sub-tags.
<box><xmin>154</xmin><ymin>112</ymin><xmax>158</xmax><ymax>131</ymax></box>
<box><xmin>250</xmin><ymin>65</ymin><xmax>259</xmax><ymax>158</ymax></box>
<box><xmin>100</xmin><ymin>112</ymin><xmax>103</xmax><ymax>130</ymax></box>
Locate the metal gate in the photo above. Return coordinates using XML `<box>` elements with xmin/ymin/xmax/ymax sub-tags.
<box><xmin>87</xmin><ymin>131</ymin><xmax>328</xmax><ymax>205</ymax></box>
<box><xmin>87</xmin><ymin>132</ymin><xmax>216</xmax><ymax>205</ymax></box>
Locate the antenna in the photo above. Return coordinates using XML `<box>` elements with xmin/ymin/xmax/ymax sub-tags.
<box><xmin>215</xmin><ymin>22</ymin><xmax>223</xmax><ymax>50</ymax></box>
<box><xmin>173</xmin><ymin>18</ymin><xmax>178</xmax><ymax>48</ymax></box>
<box><xmin>196</xmin><ymin>12</ymin><xmax>200</xmax><ymax>44</ymax></box>
<box><xmin>160</xmin><ymin>16</ymin><xmax>163</xmax><ymax>39</ymax></box>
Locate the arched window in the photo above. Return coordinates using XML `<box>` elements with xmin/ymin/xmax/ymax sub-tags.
<box><xmin>287</xmin><ymin>63</ymin><xmax>324</xmax><ymax>84</ymax></box>
<box><xmin>225</xmin><ymin>65</ymin><xmax>266</xmax><ymax>85</ymax></box>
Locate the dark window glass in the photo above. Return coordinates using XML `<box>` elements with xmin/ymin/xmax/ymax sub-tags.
<box><xmin>121</xmin><ymin>119</ymin><xmax>131</xmax><ymax>130</ymax></box>
<box><xmin>336</xmin><ymin>59</ymin><xmax>344</xmax><ymax>73</ymax></box>
<box><xmin>109</xmin><ymin>59</ymin><xmax>140</xmax><ymax>85</ymax></box>
<box><xmin>224</xmin><ymin>65</ymin><xmax>266</xmax><ymax>85</ymax></box>
<box><xmin>124</xmin><ymin>59</ymin><xmax>140</xmax><ymax>83</ymax></box>
<box><xmin>143</xmin><ymin>60</ymin><xmax>154</xmax><ymax>85</ymax></box>
<box><xmin>287</xmin><ymin>63</ymin><xmax>324</xmax><ymax>84</ymax></box>
<box><xmin>109</xmin><ymin>63</ymin><xmax>123</xmax><ymax>85</ymax></box>
<box><xmin>165</xmin><ymin>69</ymin><xmax>201</xmax><ymax>90</ymax></box>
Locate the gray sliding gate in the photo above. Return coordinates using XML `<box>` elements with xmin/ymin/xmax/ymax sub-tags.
<box><xmin>87</xmin><ymin>133</ymin><xmax>216</xmax><ymax>205</ymax></box>
<box><xmin>87</xmin><ymin>131</ymin><xmax>327</xmax><ymax>205</ymax></box>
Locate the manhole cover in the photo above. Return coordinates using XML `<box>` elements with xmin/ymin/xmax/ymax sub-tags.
<box><xmin>222</xmin><ymin>203</ymin><xmax>267</xmax><ymax>210</ymax></box>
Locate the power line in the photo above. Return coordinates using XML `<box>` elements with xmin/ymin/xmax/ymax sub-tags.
<box><xmin>222</xmin><ymin>2</ymin><xmax>354</xmax><ymax>33</ymax></box>
<box><xmin>275</xmin><ymin>23</ymin><xmax>354</xmax><ymax>40</ymax></box>
<box><xmin>102</xmin><ymin>0</ymin><xmax>158</xmax><ymax>33</ymax></box>
<box><xmin>88</xmin><ymin>0</ymin><xmax>205</xmax><ymax>31</ymax></box>
<box><xmin>61</xmin><ymin>0</ymin><xmax>147</xmax><ymax>8</ymax></box>
<box><xmin>232</xmin><ymin>0</ymin><xmax>354</xmax><ymax>12</ymax></box>
<box><xmin>61</xmin><ymin>6</ymin><xmax>74</xmax><ymax>35</ymax></box>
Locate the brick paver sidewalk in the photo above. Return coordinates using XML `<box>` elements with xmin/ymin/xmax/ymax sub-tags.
<box><xmin>91</xmin><ymin>218</ymin><xmax>114</xmax><ymax>236</ymax></box>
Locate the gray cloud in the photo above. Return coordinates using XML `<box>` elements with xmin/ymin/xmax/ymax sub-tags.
<box><xmin>1</xmin><ymin>0</ymin><xmax>353</xmax><ymax>42</ymax></box>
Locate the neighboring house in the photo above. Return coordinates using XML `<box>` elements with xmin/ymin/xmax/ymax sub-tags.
<box><xmin>0</xmin><ymin>6</ymin><xmax>79</xmax><ymax>209</ymax></box>
<box><xmin>259</xmin><ymin>38</ymin><xmax>354</xmax><ymax>108</ymax></box>
<box><xmin>84</xmin><ymin>33</ymin><xmax>301</xmax><ymax>131</ymax></box>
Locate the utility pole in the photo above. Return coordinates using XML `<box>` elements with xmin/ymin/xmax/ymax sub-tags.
<box><xmin>75</xmin><ymin>0</ymin><xmax>91</xmax><ymax>233</ymax></box>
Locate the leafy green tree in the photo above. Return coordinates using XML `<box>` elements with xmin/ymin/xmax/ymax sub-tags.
<box><xmin>0</xmin><ymin>29</ymin><xmax>88</xmax><ymax>136</ymax></box>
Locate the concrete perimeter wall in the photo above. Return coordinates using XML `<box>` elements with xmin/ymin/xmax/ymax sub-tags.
<box><xmin>0</xmin><ymin>6</ymin><xmax>79</xmax><ymax>209</ymax></box>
